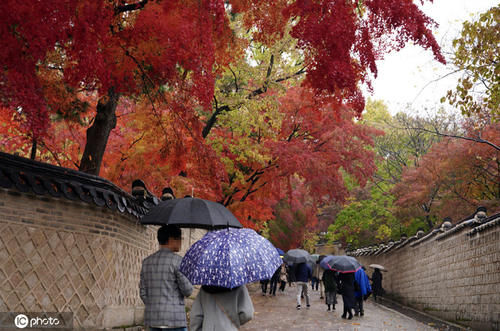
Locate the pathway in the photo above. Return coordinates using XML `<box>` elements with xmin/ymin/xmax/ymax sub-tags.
<box><xmin>240</xmin><ymin>283</ymin><xmax>439</xmax><ymax>331</ymax></box>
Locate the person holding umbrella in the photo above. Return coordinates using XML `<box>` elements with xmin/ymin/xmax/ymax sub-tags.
<box><xmin>338</xmin><ymin>272</ymin><xmax>356</xmax><ymax>319</ymax></box>
<box><xmin>354</xmin><ymin>267</ymin><xmax>372</xmax><ymax>316</ymax></box>
<box><xmin>283</xmin><ymin>249</ymin><xmax>314</xmax><ymax>310</ymax></box>
<box><xmin>320</xmin><ymin>255</ymin><xmax>361</xmax><ymax>320</ymax></box>
<box><xmin>294</xmin><ymin>262</ymin><xmax>312</xmax><ymax>310</ymax></box>
<box><xmin>180</xmin><ymin>228</ymin><xmax>282</xmax><ymax>330</ymax></box>
<box><xmin>371</xmin><ymin>268</ymin><xmax>384</xmax><ymax>302</ymax></box>
<box><xmin>190</xmin><ymin>285</ymin><xmax>254</xmax><ymax>331</ymax></box>
<box><xmin>322</xmin><ymin>269</ymin><xmax>338</xmax><ymax>311</ymax></box>
<box><xmin>139</xmin><ymin>225</ymin><xmax>193</xmax><ymax>331</ymax></box>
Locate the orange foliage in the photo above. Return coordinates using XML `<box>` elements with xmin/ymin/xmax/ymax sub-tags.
<box><xmin>393</xmin><ymin>123</ymin><xmax>500</xmax><ymax>222</ymax></box>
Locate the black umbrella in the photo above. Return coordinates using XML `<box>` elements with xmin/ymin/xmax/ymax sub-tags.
<box><xmin>140</xmin><ymin>197</ymin><xmax>243</xmax><ymax>229</ymax></box>
<box><xmin>320</xmin><ymin>255</ymin><xmax>361</xmax><ymax>273</ymax></box>
<box><xmin>283</xmin><ymin>249</ymin><xmax>314</xmax><ymax>265</ymax></box>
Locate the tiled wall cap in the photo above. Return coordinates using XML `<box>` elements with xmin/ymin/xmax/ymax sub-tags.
<box><xmin>0</xmin><ymin>151</ymin><xmax>158</xmax><ymax>219</ymax></box>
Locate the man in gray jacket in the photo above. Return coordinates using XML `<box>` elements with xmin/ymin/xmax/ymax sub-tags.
<box><xmin>140</xmin><ymin>225</ymin><xmax>193</xmax><ymax>331</ymax></box>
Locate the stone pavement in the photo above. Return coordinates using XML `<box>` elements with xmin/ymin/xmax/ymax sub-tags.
<box><xmin>240</xmin><ymin>283</ymin><xmax>439</xmax><ymax>331</ymax></box>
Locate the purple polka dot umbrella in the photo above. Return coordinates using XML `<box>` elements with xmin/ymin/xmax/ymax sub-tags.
<box><xmin>180</xmin><ymin>228</ymin><xmax>282</xmax><ymax>289</ymax></box>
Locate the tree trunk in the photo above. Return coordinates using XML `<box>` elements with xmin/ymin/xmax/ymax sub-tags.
<box><xmin>425</xmin><ymin>214</ymin><xmax>433</xmax><ymax>229</ymax></box>
<box><xmin>79</xmin><ymin>89</ymin><xmax>120</xmax><ymax>175</ymax></box>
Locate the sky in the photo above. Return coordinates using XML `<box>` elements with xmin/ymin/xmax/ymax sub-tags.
<box><xmin>370</xmin><ymin>0</ymin><xmax>498</xmax><ymax>116</ymax></box>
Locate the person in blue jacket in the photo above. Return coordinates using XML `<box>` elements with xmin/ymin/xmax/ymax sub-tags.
<box><xmin>354</xmin><ymin>267</ymin><xmax>372</xmax><ymax>316</ymax></box>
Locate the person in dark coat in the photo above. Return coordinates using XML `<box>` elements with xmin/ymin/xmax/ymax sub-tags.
<box><xmin>371</xmin><ymin>268</ymin><xmax>383</xmax><ymax>301</ymax></box>
<box><xmin>322</xmin><ymin>269</ymin><xmax>337</xmax><ymax>311</ymax></box>
<box><xmin>287</xmin><ymin>263</ymin><xmax>296</xmax><ymax>286</ymax></box>
<box><xmin>269</xmin><ymin>265</ymin><xmax>281</xmax><ymax>296</ymax></box>
<box><xmin>260</xmin><ymin>279</ymin><xmax>269</xmax><ymax>296</ymax></box>
<box><xmin>354</xmin><ymin>267</ymin><xmax>371</xmax><ymax>316</ymax></box>
<box><xmin>338</xmin><ymin>272</ymin><xmax>355</xmax><ymax>319</ymax></box>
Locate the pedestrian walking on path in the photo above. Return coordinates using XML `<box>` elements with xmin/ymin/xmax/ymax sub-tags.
<box><xmin>279</xmin><ymin>263</ymin><xmax>287</xmax><ymax>292</ymax></box>
<box><xmin>294</xmin><ymin>262</ymin><xmax>312</xmax><ymax>310</ymax></box>
<box><xmin>371</xmin><ymin>268</ymin><xmax>383</xmax><ymax>301</ymax></box>
<box><xmin>312</xmin><ymin>261</ymin><xmax>323</xmax><ymax>294</ymax></box>
<box><xmin>190</xmin><ymin>285</ymin><xmax>254</xmax><ymax>331</ymax></box>
<box><xmin>179</xmin><ymin>227</ymin><xmax>282</xmax><ymax>330</ymax></box>
<box><xmin>260</xmin><ymin>279</ymin><xmax>269</xmax><ymax>296</ymax></box>
<box><xmin>354</xmin><ymin>267</ymin><xmax>372</xmax><ymax>316</ymax></box>
<box><xmin>322</xmin><ymin>269</ymin><xmax>337</xmax><ymax>311</ymax></box>
<box><xmin>338</xmin><ymin>272</ymin><xmax>355</xmax><ymax>319</ymax></box>
<box><xmin>139</xmin><ymin>225</ymin><xmax>193</xmax><ymax>331</ymax></box>
<box><xmin>269</xmin><ymin>265</ymin><xmax>281</xmax><ymax>296</ymax></box>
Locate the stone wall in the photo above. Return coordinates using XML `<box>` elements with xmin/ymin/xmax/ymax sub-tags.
<box><xmin>0</xmin><ymin>188</ymin><xmax>206</xmax><ymax>329</ymax></box>
<box><xmin>0</xmin><ymin>152</ymin><xmax>209</xmax><ymax>329</ymax></box>
<box><xmin>0</xmin><ymin>188</ymin><xmax>155</xmax><ymax>329</ymax></box>
<box><xmin>351</xmin><ymin>215</ymin><xmax>500</xmax><ymax>331</ymax></box>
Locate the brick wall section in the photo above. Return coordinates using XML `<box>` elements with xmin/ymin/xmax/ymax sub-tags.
<box><xmin>356</xmin><ymin>224</ymin><xmax>500</xmax><ymax>331</ymax></box>
<box><xmin>0</xmin><ymin>188</ymin><xmax>205</xmax><ymax>330</ymax></box>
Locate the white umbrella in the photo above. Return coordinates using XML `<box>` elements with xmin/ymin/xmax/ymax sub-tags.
<box><xmin>369</xmin><ymin>264</ymin><xmax>387</xmax><ymax>271</ymax></box>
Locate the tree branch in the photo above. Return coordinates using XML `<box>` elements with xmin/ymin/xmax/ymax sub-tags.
<box><xmin>275</xmin><ymin>67</ymin><xmax>307</xmax><ymax>83</ymax></box>
<box><xmin>407</xmin><ymin>126</ymin><xmax>500</xmax><ymax>151</ymax></box>
<box><xmin>249</xmin><ymin>54</ymin><xmax>274</xmax><ymax>98</ymax></box>
<box><xmin>229</xmin><ymin>66</ymin><xmax>239</xmax><ymax>92</ymax></box>
<box><xmin>202</xmin><ymin>104</ymin><xmax>230</xmax><ymax>138</ymax></box>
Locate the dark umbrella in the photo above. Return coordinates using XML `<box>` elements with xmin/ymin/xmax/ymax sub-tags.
<box><xmin>140</xmin><ymin>197</ymin><xmax>243</xmax><ymax>229</ymax></box>
<box><xmin>320</xmin><ymin>255</ymin><xmax>361</xmax><ymax>273</ymax></box>
<box><xmin>283</xmin><ymin>249</ymin><xmax>314</xmax><ymax>265</ymax></box>
<box><xmin>276</xmin><ymin>248</ymin><xmax>285</xmax><ymax>257</ymax></box>
<box><xmin>179</xmin><ymin>228</ymin><xmax>282</xmax><ymax>288</ymax></box>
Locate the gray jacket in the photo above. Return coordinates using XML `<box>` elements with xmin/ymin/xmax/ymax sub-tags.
<box><xmin>190</xmin><ymin>286</ymin><xmax>254</xmax><ymax>331</ymax></box>
<box><xmin>139</xmin><ymin>248</ymin><xmax>193</xmax><ymax>328</ymax></box>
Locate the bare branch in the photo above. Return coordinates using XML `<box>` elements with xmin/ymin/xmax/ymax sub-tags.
<box><xmin>229</xmin><ymin>66</ymin><xmax>239</xmax><ymax>92</ymax></box>
<box><xmin>407</xmin><ymin>126</ymin><xmax>500</xmax><ymax>151</ymax></box>
<box><xmin>411</xmin><ymin>68</ymin><xmax>462</xmax><ymax>105</ymax></box>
